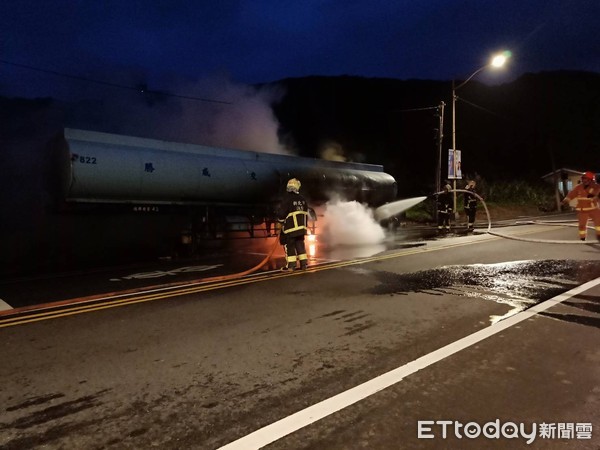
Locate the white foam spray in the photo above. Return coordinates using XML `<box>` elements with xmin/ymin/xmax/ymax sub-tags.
<box><xmin>320</xmin><ymin>199</ymin><xmax>386</xmax><ymax>247</ymax></box>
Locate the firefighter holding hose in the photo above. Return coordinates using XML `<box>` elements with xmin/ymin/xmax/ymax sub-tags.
<box><xmin>561</xmin><ymin>171</ymin><xmax>600</xmax><ymax>241</ymax></box>
<box><xmin>277</xmin><ymin>178</ymin><xmax>310</xmax><ymax>271</ymax></box>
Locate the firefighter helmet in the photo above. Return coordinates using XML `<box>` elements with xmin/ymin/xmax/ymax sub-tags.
<box><xmin>582</xmin><ymin>171</ymin><xmax>595</xmax><ymax>181</ymax></box>
<box><xmin>286</xmin><ymin>178</ymin><xmax>301</xmax><ymax>193</ymax></box>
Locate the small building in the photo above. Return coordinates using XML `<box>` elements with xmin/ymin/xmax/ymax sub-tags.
<box><xmin>541</xmin><ymin>168</ymin><xmax>586</xmax><ymax>197</ymax></box>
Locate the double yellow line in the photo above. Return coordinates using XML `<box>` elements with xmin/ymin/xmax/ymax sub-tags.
<box><xmin>0</xmin><ymin>270</ymin><xmax>283</xmax><ymax>328</ymax></box>
<box><xmin>0</xmin><ymin>229</ymin><xmax>543</xmax><ymax>328</ymax></box>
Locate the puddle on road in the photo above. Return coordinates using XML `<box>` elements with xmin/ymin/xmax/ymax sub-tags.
<box><xmin>369</xmin><ymin>259</ymin><xmax>600</xmax><ymax>323</ymax></box>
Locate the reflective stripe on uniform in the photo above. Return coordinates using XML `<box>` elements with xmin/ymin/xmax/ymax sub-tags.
<box><xmin>572</xmin><ymin>193</ymin><xmax>600</xmax><ymax>211</ymax></box>
<box><xmin>283</xmin><ymin>211</ymin><xmax>309</xmax><ymax>234</ymax></box>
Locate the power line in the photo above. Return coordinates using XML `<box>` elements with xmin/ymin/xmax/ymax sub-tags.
<box><xmin>0</xmin><ymin>59</ymin><xmax>232</xmax><ymax>105</ymax></box>
<box><xmin>394</xmin><ymin>105</ymin><xmax>440</xmax><ymax>113</ymax></box>
<box><xmin>456</xmin><ymin>95</ymin><xmax>505</xmax><ymax>119</ymax></box>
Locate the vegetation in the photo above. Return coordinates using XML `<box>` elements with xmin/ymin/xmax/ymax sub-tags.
<box><xmin>482</xmin><ymin>180</ymin><xmax>557</xmax><ymax>211</ymax></box>
<box><xmin>403</xmin><ymin>177</ymin><xmax>557</xmax><ymax>224</ymax></box>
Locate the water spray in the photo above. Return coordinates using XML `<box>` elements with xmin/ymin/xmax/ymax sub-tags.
<box><xmin>373</xmin><ymin>196</ymin><xmax>428</xmax><ymax>222</ymax></box>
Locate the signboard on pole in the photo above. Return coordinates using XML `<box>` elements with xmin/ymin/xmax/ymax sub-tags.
<box><xmin>448</xmin><ymin>149</ymin><xmax>462</xmax><ymax>179</ymax></box>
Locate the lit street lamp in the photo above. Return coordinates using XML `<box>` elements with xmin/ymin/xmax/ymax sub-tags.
<box><xmin>450</xmin><ymin>51</ymin><xmax>511</xmax><ymax>219</ymax></box>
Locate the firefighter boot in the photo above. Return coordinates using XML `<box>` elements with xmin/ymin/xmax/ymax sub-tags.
<box><xmin>281</xmin><ymin>261</ymin><xmax>296</xmax><ymax>271</ymax></box>
<box><xmin>300</xmin><ymin>260</ymin><xmax>308</xmax><ymax>270</ymax></box>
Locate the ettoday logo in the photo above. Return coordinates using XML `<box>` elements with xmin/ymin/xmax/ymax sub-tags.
<box><xmin>418</xmin><ymin>420</ymin><xmax>593</xmax><ymax>444</ymax></box>
<box><xmin>418</xmin><ymin>420</ymin><xmax>536</xmax><ymax>444</ymax></box>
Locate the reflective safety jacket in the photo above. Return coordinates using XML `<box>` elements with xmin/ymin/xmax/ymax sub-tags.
<box><xmin>464</xmin><ymin>188</ymin><xmax>478</xmax><ymax>210</ymax></box>
<box><xmin>564</xmin><ymin>182</ymin><xmax>600</xmax><ymax>211</ymax></box>
<box><xmin>436</xmin><ymin>191</ymin><xmax>453</xmax><ymax>214</ymax></box>
<box><xmin>276</xmin><ymin>191</ymin><xmax>309</xmax><ymax>237</ymax></box>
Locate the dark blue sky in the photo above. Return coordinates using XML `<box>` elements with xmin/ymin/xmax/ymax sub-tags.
<box><xmin>1</xmin><ymin>0</ymin><xmax>598</xmax><ymax>101</ymax></box>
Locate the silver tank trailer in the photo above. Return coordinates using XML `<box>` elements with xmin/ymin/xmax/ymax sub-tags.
<box><xmin>58</xmin><ymin>128</ymin><xmax>397</xmax><ymax>207</ymax></box>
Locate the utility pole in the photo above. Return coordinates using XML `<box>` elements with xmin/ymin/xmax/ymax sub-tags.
<box><xmin>451</xmin><ymin>79</ymin><xmax>459</xmax><ymax>220</ymax></box>
<box><xmin>435</xmin><ymin>101</ymin><xmax>445</xmax><ymax>194</ymax></box>
<box><xmin>451</xmin><ymin>51</ymin><xmax>510</xmax><ymax>221</ymax></box>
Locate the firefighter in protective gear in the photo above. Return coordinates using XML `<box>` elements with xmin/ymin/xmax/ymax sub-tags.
<box><xmin>463</xmin><ymin>180</ymin><xmax>478</xmax><ymax>231</ymax></box>
<box><xmin>276</xmin><ymin>178</ymin><xmax>310</xmax><ymax>270</ymax></box>
<box><xmin>561</xmin><ymin>171</ymin><xmax>600</xmax><ymax>241</ymax></box>
<box><xmin>436</xmin><ymin>184</ymin><xmax>453</xmax><ymax>231</ymax></box>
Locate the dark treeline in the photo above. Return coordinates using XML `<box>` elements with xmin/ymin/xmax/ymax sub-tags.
<box><xmin>271</xmin><ymin>71</ymin><xmax>600</xmax><ymax>196</ymax></box>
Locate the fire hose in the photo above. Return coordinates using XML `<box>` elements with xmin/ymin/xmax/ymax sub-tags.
<box><xmin>448</xmin><ymin>189</ymin><xmax>596</xmax><ymax>245</ymax></box>
<box><xmin>200</xmin><ymin>234</ymin><xmax>282</xmax><ymax>282</ymax></box>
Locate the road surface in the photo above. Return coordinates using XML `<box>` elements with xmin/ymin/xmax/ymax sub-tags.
<box><xmin>1</xmin><ymin>222</ymin><xmax>599</xmax><ymax>449</ymax></box>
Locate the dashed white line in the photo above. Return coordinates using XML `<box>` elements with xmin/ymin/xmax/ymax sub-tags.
<box><xmin>218</xmin><ymin>276</ymin><xmax>600</xmax><ymax>450</ymax></box>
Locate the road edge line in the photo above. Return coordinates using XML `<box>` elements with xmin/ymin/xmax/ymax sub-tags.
<box><xmin>218</xmin><ymin>276</ymin><xmax>600</xmax><ymax>449</ymax></box>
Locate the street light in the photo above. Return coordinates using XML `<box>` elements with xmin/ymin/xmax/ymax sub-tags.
<box><xmin>450</xmin><ymin>51</ymin><xmax>510</xmax><ymax>219</ymax></box>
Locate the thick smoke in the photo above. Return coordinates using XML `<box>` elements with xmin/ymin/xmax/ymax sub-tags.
<box><xmin>140</xmin><ymin>76</ymin><xmax>289</xmax><ymax>154</ymax></box>
<box><xmin>209</xmin><ymin>81</ymin><xmax>286</xmax><ymax>153</ymax></box>
<box><xmin>319</xmin><ymin>140</ymin><xmax>347</xmax><ymax>162</ymax></box>
<box><xmin>57</xmin><ymin>69</ymin><xmax>291</xmax><ymax>154</ymax></box>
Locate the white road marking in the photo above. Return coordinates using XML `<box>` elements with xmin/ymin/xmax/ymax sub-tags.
<box><xmin>109</xmin><ymin>265</ymin><xmax>223</xmax><ymax>281</ymax></box>
<box><xmin>0</xmin><ymin>299</ymin><xmax>13</xmax><ymax>311</ymax></box>
<box><xmin>218</xmin><ymin>276</ymin><xmax>600</xmax><ymax>450</ymax></box>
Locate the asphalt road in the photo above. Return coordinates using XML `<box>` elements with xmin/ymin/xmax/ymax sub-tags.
<box><xmin>1</xmin><ymin>222</ymin><xmax>599</xmax><ymax>449</ymax></box>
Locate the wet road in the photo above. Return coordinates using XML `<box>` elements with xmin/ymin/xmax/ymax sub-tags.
<box><xmin>0</xmin><ymin>226</ymin><xmax>439</xmax><ymax>310</ymax></box>
<box><xmin>1</xmin><ymin>220</ymin><xmax>600</xmax><ymax>449</ymax></box>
